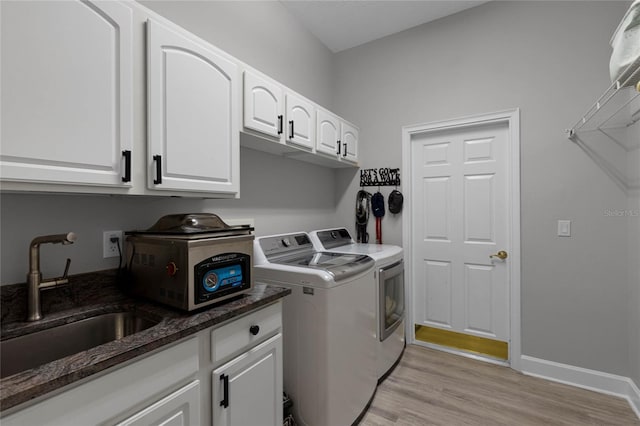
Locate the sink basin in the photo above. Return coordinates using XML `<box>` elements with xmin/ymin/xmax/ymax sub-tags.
<box><xmin>0</xmin><ymin>312</ymin><xmax>159</xmax><ymax>379</ymax></box>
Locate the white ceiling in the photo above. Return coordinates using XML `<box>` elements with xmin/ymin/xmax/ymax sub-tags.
<box><xmin>280</xmin><ymin>1</ymin><xmax>489</xmax><ymax>53</ymax></box>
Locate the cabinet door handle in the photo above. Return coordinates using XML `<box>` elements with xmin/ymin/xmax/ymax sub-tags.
<box><xmin>153</xmin><ymin>155</ymin><xmax>162</xmax><ymax>185</ymax></box>
<box><xmin>343</xmin><ymin>143</ymin><xmax>347</xmax><ymax>157</ymax></box>
<box><xmin>277</xmin><ymin>115</ymin><xmax>283</xmax><ymax>135</ymax></box>
<box><xmin>289</xmin><ymin>120</ymin><xmax>294</xmax><ymax>139</ymax></box>
<box><xmin>249</xmin><ymin>325</ymin><xmax>260</xmax><ymax>335</ymax></box>
<box><xmin>220</xmin><ymin>374</ymin><xmax>229</xmax><ymax>408</ymax></box>
<box><xmin>337</xmin><ymin>140</ymin><xmax>341</xmax><ymax>154</ymax></box>
<box><xmin>122</xmin><ymin>150</ymin><xmax>131</xmax><ymax>183</ymax></box>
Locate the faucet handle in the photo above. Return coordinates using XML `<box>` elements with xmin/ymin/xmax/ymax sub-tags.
<box><xmin>62</xmin><ymin>258</ymin><xmax>71</xmax><ymax>278</ymax></box>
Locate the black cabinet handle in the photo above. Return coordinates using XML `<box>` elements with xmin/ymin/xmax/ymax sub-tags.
<box><xmin>122</xmin><ymin>150</ymin><xmax>131</xmax><ymax>182</ymax></box>
<box><xmin>277</xmin><ymin>115</ymin><xmax>283</xmax><ymax>135</ymax></box>
<box><xmin>153</xmin><ymin>155</ymin><xmax>162</xmax><ymax>185</ymax></box>
<box><xmin>337</xmin><ymin>140</ymin><xmax>341</xmax><ymax>155</ymax></box>
<box><xmin>220</xmin><ymin>374</ymin><xmax>229</xmax><ymax>408</ymax></box>
<box><xmin>249</xmin><ymin>325</ymin><xmax>260</xmax><ymax>336</ymax></box>
<box><xmin>343</xmin><ymin>143</ymin><xmax>347</xmax><ymax>157</ymax></box>
<box><xmin>289</xmin><ymin>120</ymin><xmax>294</xmax><ymax>139</ymax></box>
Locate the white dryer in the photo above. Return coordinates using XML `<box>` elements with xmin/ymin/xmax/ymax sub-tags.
<box><xmin>309</xmin><ymin>228</ymin><xmax>405</xmax><ymax>380</ymax></box>
<box><xmin>253</xmin><ymin>232</ymin><xmax>377</xmax><ymax>426</ymax></box>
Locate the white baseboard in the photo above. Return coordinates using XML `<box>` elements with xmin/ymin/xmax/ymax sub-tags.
<box><xmin>520</xmin><ymin>355</ymin><xmax>640</xmax><ymax>420</ymax></box>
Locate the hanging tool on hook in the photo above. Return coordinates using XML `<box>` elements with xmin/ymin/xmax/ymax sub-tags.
<box><xmin>371</xmin><ymin>189</ymin><xmax>385</xmax><ymax>244</ymax></box>
<box><xmin>355</xmin><ymin>190</ymin><xmax>371</xmax><ymax>243</ymax></box>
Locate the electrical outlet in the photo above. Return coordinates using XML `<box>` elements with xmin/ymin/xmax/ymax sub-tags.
<box><xmin>103</xmin><ymin>230</ymin><xmax>123</xmax><ymax>258</ymax></box>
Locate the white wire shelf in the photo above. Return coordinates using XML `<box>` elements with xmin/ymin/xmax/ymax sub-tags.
<box><xmin>567</xmin><ymin>58</ymin><xmax>640</xmax><ymax>140</ymax></box>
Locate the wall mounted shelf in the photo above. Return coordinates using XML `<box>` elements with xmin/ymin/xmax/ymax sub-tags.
<box><xmin>567</xmin><ymin>58</ymin><xmax>640</xmax><ymax>140</ymax></box>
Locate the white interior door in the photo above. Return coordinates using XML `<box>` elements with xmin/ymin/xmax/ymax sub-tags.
<box><xmin>411</xmin><ymin>122</ymin><xmax>511</xmax><ymax>346</ymax></box>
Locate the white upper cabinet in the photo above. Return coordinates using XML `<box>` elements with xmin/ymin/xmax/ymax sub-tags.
<box><xmin>243</xmin><ymin>71</ymin><xmax>284</xmax><ymax>138</ymax></box>
<box><xmin>315</xmin><ymin>109</ymin><xmax>359</xmax><ymax>165</ymax></box>
<box><xmin>285</xmin><ymin>93</ymin><xmax>315</xmax><ymax>150</ymax></box>
<box><xmin>340</xmin><ymin>121</ymin><xmax>359</xmax><ymax>164</ymax></box>
<box><xmin>316</xmin><ymin>109</ymin><xmax>341</xmax><ymax>157</ymax></box>
<box><xmin>147</xmin><ymin>19</ymin><xmax>239</xmax><ymax>194</ymax></box>
<box><xmin>241</xmin><ymin>67</ymin><xmax>360</xmax><ymax>167</ymax></box>
<box><xmin>0</xmin><ymin>0</ymin><xmax>133</xmax><ymax>187</ymax></box>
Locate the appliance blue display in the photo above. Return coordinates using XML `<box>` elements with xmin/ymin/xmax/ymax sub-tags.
<box><xmin>202</xmin><ymin>265</ymin><xmax>244</xmax><ymax>292</ymax></box>
<box><xmin>194</xmin><ymin>253</ymin><xmax>251</xmax><ymax>305</ymax></box>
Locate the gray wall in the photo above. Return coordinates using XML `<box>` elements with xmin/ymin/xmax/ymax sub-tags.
<box><xmin>332</xmin><ymin>1</ymin><xmax>633</xmax><ymax>377</ymax></box>
<box><xmin>139</xmin><ymin>0</ymin><xmax>335</xmax><ymax>110</ymax></box>
<box><xmin>0</xmin><ymin>1</ymin><xmax>338</xmax><ymax>285</ymax></box>
<box><xmin>1</xmin><ymin>148</ymin><xmax>338</xmax><ymax>285</ymax></box>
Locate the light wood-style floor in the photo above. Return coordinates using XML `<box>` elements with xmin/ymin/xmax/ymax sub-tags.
<box><xmin>360</xmin><ymin>345</ymin><xmax>639</xmax><ymax>425</ymax></box>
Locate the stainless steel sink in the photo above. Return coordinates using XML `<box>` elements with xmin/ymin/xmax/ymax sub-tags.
<box><xmin>0</xmin><ymin>312</ymin><xmax>159</xmax><ymax>379</ymax></box>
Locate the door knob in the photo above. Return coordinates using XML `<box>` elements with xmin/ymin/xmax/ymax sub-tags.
<box><xmin>490</xmin><ymin>250</ymin><xmax>508</xmax><ymax>260</ymax></box>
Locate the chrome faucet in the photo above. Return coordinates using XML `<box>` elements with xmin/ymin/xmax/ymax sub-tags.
<box><xmin>26</xmin><ymin>232</ymin><xmax>76</xmax><ymax>321</ymax></box>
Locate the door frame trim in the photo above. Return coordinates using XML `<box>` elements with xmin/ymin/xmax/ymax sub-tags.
<box><xmin>401</xmin><ymin>108</ymin><xmax>521</xmax><ymax>371</ymax></box>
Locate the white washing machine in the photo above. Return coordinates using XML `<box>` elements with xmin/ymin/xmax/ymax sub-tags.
<box><xmin>253</xmin><ymin>232</ymin><xmax>377</xmax><ymax>426</ymax></box>
<box><xmin>309</xmin><ymin>228</ymin><xmax>405</xmax><ymax>380</ymax></box>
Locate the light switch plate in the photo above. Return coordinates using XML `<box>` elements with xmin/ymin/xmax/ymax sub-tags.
<box><xmin>557</xmin><ymin>220</ymin><xmax>571</xmax><ymax>237</ymax></box>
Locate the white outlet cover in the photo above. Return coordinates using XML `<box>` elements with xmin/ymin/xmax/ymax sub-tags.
<box><xmin>557</xmin><ymin>220</ymin><xmax>571</xmax><ymax>237</ymax></box>
<box><xmin>103</xmin><ymin>230</ymin><xmax>123</xmax><ymax>258</ymax></box>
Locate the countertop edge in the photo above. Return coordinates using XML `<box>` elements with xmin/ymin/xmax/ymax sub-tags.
<box><xmin>0</xmin><ymin>285</ymin><xmax>291</xmax><ymax>414</ymax></box>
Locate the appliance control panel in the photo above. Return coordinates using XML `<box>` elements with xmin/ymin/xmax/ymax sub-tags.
<box><xmin>259</xmin><ymin>233</ymin><xmax>313</xmax><ymax>258</ymax></box>
<box><xmin>315</xmin><ymin>228</ymin><xmax>353</xmax><ymax>249</ymax></box>
<box><xmin>194</xmin><ymin>252</ymin><xmax>251</xmax><ymax>304</ymax></box>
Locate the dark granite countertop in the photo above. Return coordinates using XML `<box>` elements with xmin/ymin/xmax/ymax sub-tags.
<box><xmin>0</xmin><ymin>270</ymin><xmax>290</xmax><ymax>413</ymax></box>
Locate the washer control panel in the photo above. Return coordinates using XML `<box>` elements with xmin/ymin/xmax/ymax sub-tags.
<box><xmin>258</xmin><ymin>233</ymin><xmax>313</xmax><ymax>259</ymax></box>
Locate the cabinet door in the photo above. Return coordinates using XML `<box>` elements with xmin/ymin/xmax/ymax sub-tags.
<box><xmin>0</xmin><ymin>0</ymin><xmax>133</xmax><ymax>187</ymax></box>
<box><xmin>316</xmin><ymin>109</ymin><xmax>340</xmax><ymax>157</ymax></box>
<box><xmin>147</xmin><ymin>19</ymin><xmax>239</xmax><ymax>194</ymax></box>
<box><xmin>243</xmin><ymin>71</ymin><xmax>283</xmax><ymax>138</ymax></box>
<box><xmin>285</xmin><ymin>93</ymin><xmax>315</xmax><ymax>150</ymax></box>
<box><xmin>2</xmin><ymin>338</ymin><xmax>199</xmax><ymax>426</ymax></box>
<box><xmin>116</xmin><ymin>380</ymin><xmax>200</xmax><ymax>426</ymax></box>
<box><xmin>341</xmin><ymin>121</ymin><xmax>359</xmax><ymax>164</ymax></box>
<box><xmin>212</xmin><ymin>334</ymin><xmax>283</xmax><ymax>426</ymax></box>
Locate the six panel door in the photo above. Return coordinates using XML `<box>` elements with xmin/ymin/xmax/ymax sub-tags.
<box><xmin>411</xmin><ymin>122</ymin><xmax>510</xmax><ymax>344</ymax></box>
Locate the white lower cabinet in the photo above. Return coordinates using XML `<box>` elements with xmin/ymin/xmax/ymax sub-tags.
<box><xmin>1</xmin><ymin>338</ymin><xmax>200</xmax><ymax>426</ymax></box>
<box><xmin>1</xmin><ymin>302</ymin><xmax>283</xmax><ymax>426</ymax></box>
<box><xmin>116</xmin><ymin>380</ymin><xmax>201</xmax><ymax>426</ymax></box>
<box><xmin>212</xmin><ymin>334</ymin><xmax>283</xmax><ymax>426</ymax></box>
